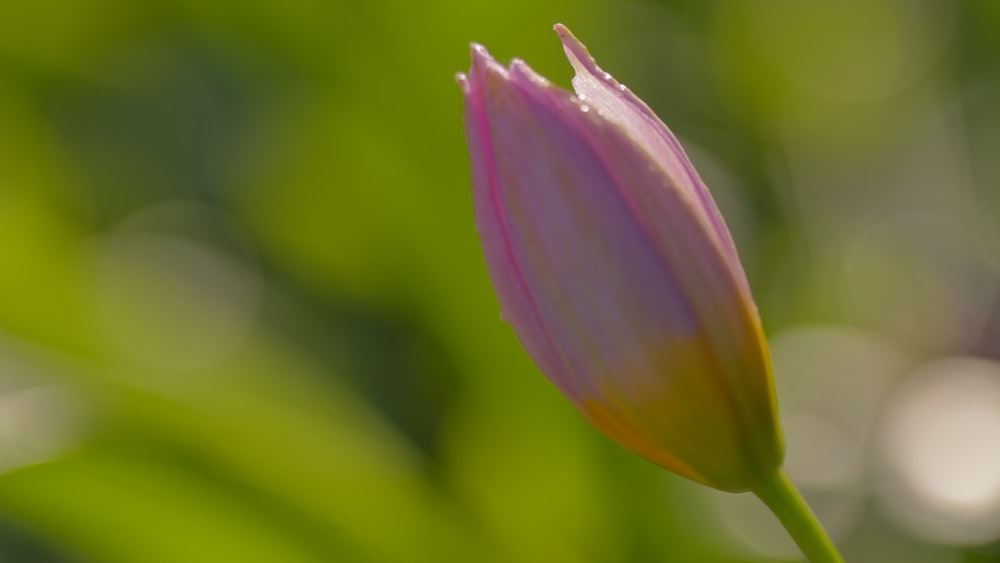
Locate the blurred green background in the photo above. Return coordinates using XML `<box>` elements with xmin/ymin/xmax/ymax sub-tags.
<box><xmin>2</xmin><ymin>0</ymin><xmax>1000</xmax><ymax>561</ymax></box>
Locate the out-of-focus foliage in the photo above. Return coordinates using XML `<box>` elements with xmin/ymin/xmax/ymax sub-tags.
<box><xmin>1</xmin><ymin>1</ymin><xmax>999</xmax><ymax>562</ymax></box>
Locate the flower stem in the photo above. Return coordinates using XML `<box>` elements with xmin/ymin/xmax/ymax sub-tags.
<box><xmin>751</xmin><ymin>468</ymin><xmax>844</xmax><ymax>563</ymax></box>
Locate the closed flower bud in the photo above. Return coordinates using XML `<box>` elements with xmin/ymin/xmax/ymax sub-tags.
<box><xmin>457</xmin><ymin>25</ymin><xmax>783</xmax><ymax>492</ymax></box>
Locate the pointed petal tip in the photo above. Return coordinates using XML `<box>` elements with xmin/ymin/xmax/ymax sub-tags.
<box><xmin>455</xmin><ymin>72</ymin><xmax>470</xmax><ymax>93</ymax></box>
<box><xmin>469</xmin><ymin>42</ymin><xmax>490</xmax><ymax>60</ymax></box>
<box><xmin>468</xmin><ymin>42</ymin><xmax>493</xmax><ymax>70</ymax></box>
<box><xmin>469</xmin><ymin>42</ymin><xmax>509</xmax><ymax>81</ymax></box>
<box><xmin>554</xmin><ymin>24</ymin><xmax>601</xmax><ymax>77</ymax></box>
<box><xmin>553</xmin><ymin>23</ymin><xmax>581</xmax><ymax>52</ymax></box>
<box><xmin>509</xmin><ymin>58</ymin><xmax>549</xmax><ymax>88</ymax></box>
<box><xmin>510</xmin><ymin>59</ymin><xmax>552</xmax><ymax>93</ymax></box>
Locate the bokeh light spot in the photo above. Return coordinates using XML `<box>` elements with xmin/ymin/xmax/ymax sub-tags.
<box><xmin>878</xmin><ymin>358</ymin><xmax>1000</xmax><ymax>544</ymax></box>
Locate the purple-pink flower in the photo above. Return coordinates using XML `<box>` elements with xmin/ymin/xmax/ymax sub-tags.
<box><xmin>458</xmin><ymin>25</ymin><xmax>783</xmax><ymax>491</ymax></box>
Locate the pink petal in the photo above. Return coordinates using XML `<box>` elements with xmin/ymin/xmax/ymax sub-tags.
<box><xmin>555</xmin><ymin>24</ymin><xmax>744</xmax><ymax>274</ymax></box>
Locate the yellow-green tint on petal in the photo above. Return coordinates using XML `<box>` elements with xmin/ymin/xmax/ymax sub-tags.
<box><xmin>577</xmin><ymin>329</ymin><xmax>760</xmax><ymax>491</ymax></box>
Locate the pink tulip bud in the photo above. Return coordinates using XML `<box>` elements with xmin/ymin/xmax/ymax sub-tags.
<box><xmin>457</xmin><ymin>25</ymin><xmax>783</xmax><ymax>492</ymax></box>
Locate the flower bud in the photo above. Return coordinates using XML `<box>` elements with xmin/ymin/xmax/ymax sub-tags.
<box><xmin>457</xmin><ymin>25</ymin><xmax>783</xmax><ymax>491</ymax></box>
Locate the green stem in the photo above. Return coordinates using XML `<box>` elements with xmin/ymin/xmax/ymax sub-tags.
<box><xmin>751</xmin><ymin>468</ymin><xmax>844</xmax><ymax>563</ymax></box>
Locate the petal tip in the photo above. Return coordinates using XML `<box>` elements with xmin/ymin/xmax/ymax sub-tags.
<box><xmin>469</xmin><ymin>42</ymin><xmax>490</xmax><ymax>59</ymax></box>
<box><xmin>469</xmin><ymin>42</ymin><xmax>509</xmax><ymax>81</ymax></box>
<box><xmin>554</xmin><ymin>24</ymin><xmax>602</xmax><ymax>78</ymax></box>
<box><xmin>456</xmin><ymin>72</ymin><xmax>470</xmax><ymax>93</ymax></box>
<box><xmin>509</xmin><ymin>58</ymin><xmax>550</xmax><ymax>89</ymax></box>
